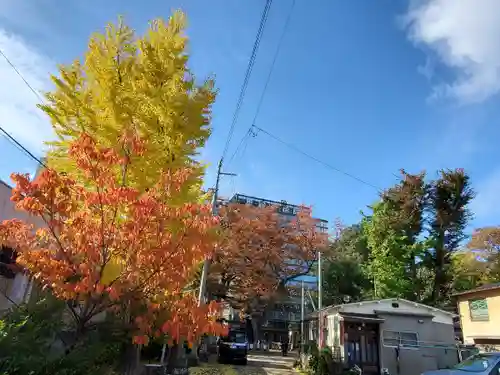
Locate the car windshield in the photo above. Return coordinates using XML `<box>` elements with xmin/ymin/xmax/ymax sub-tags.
<box><xmin>221</xmin><ymin>331</ymin><xmax>246</xmax><ymax>343</ymax></box>
<box><xmin>452</xmin><ymin>354</ymin><xmax>498</xmax><ymax>372</ymax></box>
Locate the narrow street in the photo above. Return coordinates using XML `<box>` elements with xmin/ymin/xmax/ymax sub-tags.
<box><xmin>240</xmin><ymin>352</ymin><xmax>298</xmax><ymax>374</ymax></box>
<box><xmin>191</xmin><ymin>351</ymin><xmax>299</xmax><ymax>375</ymax></box>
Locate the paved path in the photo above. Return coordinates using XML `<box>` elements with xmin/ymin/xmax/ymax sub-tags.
<box><xmin>235</xmin><ymin>351</ymin><xmax>298</xmax><ymax>374</ymax></box>
<box><xmin>190</xmin><ymin>351</ymin><xmax>299</xmax><ymax>375</ymax></box>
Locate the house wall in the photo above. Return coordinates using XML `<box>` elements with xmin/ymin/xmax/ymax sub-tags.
<box><xmin>0</xmin><ymin>180</ymin><xmax>44</xmax><ymax>312</ymax></box>
<box><xmin>0</xmin><ymin>181</ymin><xmax>43</xmax><ymax>224</ymax></box>
<box><xmin>457</xmin><ymin>288</ymin><xmax>500</xmax><ymax>349</ymax></box>
<box><xmin>378</xmin><ymin>313</ymin><xmax>457</xmax><ymax>375</ymax></box>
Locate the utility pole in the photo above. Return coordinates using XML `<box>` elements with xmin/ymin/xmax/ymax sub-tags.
<box><xmin>301</xmin><ymin>280</ymin><xmax>305</xmax><ymax>355</ymax></box>
<box><xmin>197</xmin><ymin>158</ymin><xmax>236</xmax><ymax>307</ymax></box>
<box><xmin>317</xmin><ymin>251</ymin><xmax>323</xmax><ymax>347</ymax></box>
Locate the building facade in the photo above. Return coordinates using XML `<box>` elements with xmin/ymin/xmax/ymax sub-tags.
<box><xmin>227</xmin><ymin>193</ymin><xmax>328</xmax><ymax>233</ymax></box>
<box><xmin>455</xmin><ymin>283</ymin><xmax>500</xmax><ymax>351</ymax></box>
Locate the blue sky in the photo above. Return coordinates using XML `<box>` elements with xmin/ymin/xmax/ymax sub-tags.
<box><xmin>1</xmin><ymin>0</ymin><xmax>500</xmax><ymax>233</ymax></box>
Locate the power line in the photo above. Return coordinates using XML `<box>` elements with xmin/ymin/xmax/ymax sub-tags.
<box><xmin>227</xmin><ymin>127</ymin><xmax>257</xmax><ymax>166</ymax></box>
<box><xmin>251</xmin><ymin>0</ymin><xmax>295</xmax><ymax>128</ymax></box>
<box><xmin>0</xmin><ymin>47</ymin><xmax>47</xmax><ymax>167</ymax></box>
<box><xmin>252</xmin><ymin>125</ymin><xmax>382</xmax><ymax>191</ymax></box>
<box><xmin>0</xmin><ymin>124</ymin><xmax>46</xmax><ymax>168</ymax></box>
<box><xmin>227</xmin><ymin>0</ymin><xmax>295</xmax><ymax>167</ymax></box>
<box><xmin>222</xmin><ymin>0</ymin><xmax>380</xmax><ymax>192</ymax></box>
<box><xmin>220</xmin><ymin>0</ymin><xmax>379</xmax><ymax>193</ymax></box>
<box><xmin>220</xmin><ymin>0</ymin><xmax>273</xmax><ymax>162</ymax></box>
<box><xmin>0</xmin><ymin>48</ymin><xmax>45</xmax><ymax>103</ymax></box>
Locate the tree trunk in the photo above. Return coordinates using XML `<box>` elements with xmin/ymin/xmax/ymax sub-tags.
<box><xmin>165</xmin><ymin>341</ymin><xmax>188</xmax><ymax>374</ymax></box>
<box><xmin>432</xmin><ymin>232</ymin><xmax>445</xmax><ymax>305</ymax></box>
<box><xmin>120</xmin><ymin>343</ymin><xmax>140</xmax><ymax>375</ymax></box>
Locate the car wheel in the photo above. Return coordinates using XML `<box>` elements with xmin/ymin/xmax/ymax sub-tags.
<box><xmin>241</xmin><ymin>358</ymin><xmax>248</xmax><ymax>366</ymax></box>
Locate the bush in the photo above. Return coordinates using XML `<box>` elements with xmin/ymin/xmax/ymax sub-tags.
<box><xmin>307</xmin><ymin>345</ymin><xmax>343</xmax><ymax>375</ymax></box>
<box><xmin>0</xmin><ymin>297</ymin><xmax>125</xmax><ymax>375</ymax></box>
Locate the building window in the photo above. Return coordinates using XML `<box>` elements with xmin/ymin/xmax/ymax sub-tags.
<box><xmin>0</xmin><ymin>246</ymin><xmax>17</xmax><ymax>279</ymax></box>
<box><xmin>469</xmin><ymin>298</ymin><xmax>489</xmax><ymax>321</ymax></box>
<box><xmin>382</xmin><ymin>330</ymin><xmax>419</xmax><ymax>349</ymax></box>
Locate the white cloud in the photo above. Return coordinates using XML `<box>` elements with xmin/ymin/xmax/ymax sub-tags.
<box><xmin>404</xmin><ymin>0</ymin><xmax>500</xmax><ymax>103</ymax></box>
<box><xmin>470</xmin><ymin>168</ymin><xmax>500</xmax><ymax>223</ymax></box>
<box><xmin>0</xmin><ymin>28</ymin><xmax>54</xmax><ymax>155</ymax></box>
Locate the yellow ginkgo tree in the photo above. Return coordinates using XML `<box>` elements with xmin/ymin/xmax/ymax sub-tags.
<box><xmin>40</xmin><ymin>11</ymin><xmax>216</xmax><ymax>202</ymax></box>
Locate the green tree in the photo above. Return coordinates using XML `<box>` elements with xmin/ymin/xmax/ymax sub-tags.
<box><xmin>323</xmin><ymin>259</ymin><xmax>371</xmax><ymax>305</ymax></box>
<box><xmin>322</xmin><ymin>225</ymin><xmax>372</xmax><ymax>305</ymax></box>
<box><xmin>450</xmin><ymin>249</ymin><xmax>489</xmax><ymax>293</ymax></box>
<box><xmin>328</xmin><ymin>224</ymin><xmax>370</xmax><ymax>262</ymax></box>
<box><xmin>363</xmin><ymin>171</ymin><xmax>427</xmax><ymax>301</ymax></box>
<box><xmin>363</xmin><ymin>202</ymin><xmax>416</xmax><ymax>299</ymax></box>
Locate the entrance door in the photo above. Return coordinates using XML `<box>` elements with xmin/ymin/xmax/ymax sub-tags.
<box><xmin>344</xmin><ymin>322</ymin><xmax>380</xmax><ymax>375</ymax></box>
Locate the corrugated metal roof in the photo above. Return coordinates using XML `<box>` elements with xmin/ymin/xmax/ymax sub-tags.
<box><xmin>452</xmin><ymin>283</ymin><xmax>500</xmax><ymax>297</ymax></box>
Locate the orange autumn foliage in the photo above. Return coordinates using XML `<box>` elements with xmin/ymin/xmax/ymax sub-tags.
<box><xmin>0</xmin><ymin>133</ymin><xmax>226</xmax><ymax>343</ymax></box>
<box><xmin>212</xmin><ymin>203</ymin><xmax>328</xmax><ymax>311</ymax></box>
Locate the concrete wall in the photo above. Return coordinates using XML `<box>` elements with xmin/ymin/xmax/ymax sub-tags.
<box><xmin>379</xmin><ymin>313</ymin><xmax>458</xmax><ymax>375</ymax></box>
<box><xmin>457</xmin><ymin>288</ymin><xmax>500</xmax><ymax>347</ymax></box>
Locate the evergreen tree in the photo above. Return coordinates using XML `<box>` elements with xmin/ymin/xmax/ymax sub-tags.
<box><xmin>427</xmin><ymin>169</ymin><xmax>474</xmax><ymax>306</ymax></box>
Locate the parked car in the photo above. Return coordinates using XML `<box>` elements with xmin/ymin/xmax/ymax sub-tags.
<box><xmin>217</xmin><ymin>330</ymin><xmax>248</xmax><ymax>365</ymax></box>
<box><xmin>423</xmin><ymin>352</ymin><xmax>500</xmax><ymax>375</ymax></box>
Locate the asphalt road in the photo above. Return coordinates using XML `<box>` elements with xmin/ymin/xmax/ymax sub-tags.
<box><xmin>234</xmin><ymin>351</ymin><xmax>298</xmax><ymax>374</ymax></box>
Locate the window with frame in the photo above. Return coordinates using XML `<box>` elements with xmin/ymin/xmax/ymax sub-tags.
<box><xmin>382</xmin><ymin>330</ymin><xmax>419</xmax><ymax>349</ymax></box>
<box><xmin>469</xmin><ymin>298</ymin><xmax>489</xmax><ymax>321</ymax></box>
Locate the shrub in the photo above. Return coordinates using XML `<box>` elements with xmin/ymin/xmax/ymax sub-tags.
<box><xmin>308</xmin><ymin>345</ymin><xmax>343</xmax><ymax>375</ymax></box>
<box><xmin>0</xmin><ymin>297</ymin><xmax>125</xmax><ymax>375</ymax></box>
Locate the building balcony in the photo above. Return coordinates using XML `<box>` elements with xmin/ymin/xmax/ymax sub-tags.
<box><xmin>266</xmin><ymin>310</ymin><xmax>300</xmax><ymax>322</ymax></box>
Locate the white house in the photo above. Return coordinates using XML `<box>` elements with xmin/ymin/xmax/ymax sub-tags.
<box><xmin>306</xmin><ymin>298</ymin><xmax>459</xmax><ymax>375</ymax></box>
